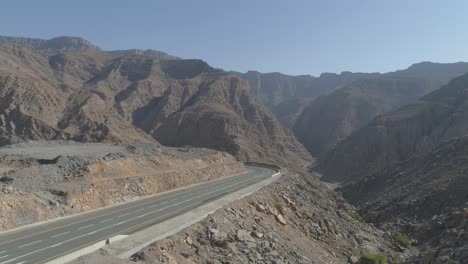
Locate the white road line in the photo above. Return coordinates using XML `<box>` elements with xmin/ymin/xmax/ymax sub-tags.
<box><xmin>18</xmin><ymin>240</ymin><xmax>42</xmax><ymax>248</ymax></box>
<box><xmin>119</xmin><ymin>212</ymin><xmax>130</xmax><ymax>217</ymax></box>
<box><xmin>51</xmin><ymin>231</ymin><xmax>70</xmax><ymax>238</ymax></box>
<box><xmin>77</xmin><ymin>224</ymin><xmax>94</xmax><ymax>230</ymax></box>
<box><xmin>0</xmin><ymin>252</ymin><xmax>4</xmax><ymax>255</ymax></box>
<box><xmin>99</xmin><ymin>218</ymin><xmax>114</xmax><ymax>223</ymax></box>
<box><xmin>135</xmin><ymin>208</ymin><xmax>145</xmax><ymax>212</ymax></box>
<box><xmin>48</xmin><ymin>242</ymin><xmax>63</xmax><ymax>248</ymax></box>
<box><xmin>0</xmin><ymin>256</ymin><xmax>7</xmax><ymax>260</ymax></box>
<box><xmin>16</xmin><ymin>261</ymin><xmax>26</xmax><ymax>264</ymax></box>
<box><xmin>0</xmin><ymin>170</ymin><xmax>271</xmax><ymax>264</ymax></box>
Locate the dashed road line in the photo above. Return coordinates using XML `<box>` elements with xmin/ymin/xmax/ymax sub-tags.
<box><xmin>99</xmin><ymin>218</ymin><xmax>114</xmax><ymax>223</ymax></box>
<box><xmin>77</xmin><ymin>224</ymin><xmax>93</xmax><ymax>230</ymax></box>
<box><xmin>51</xmin><ymin>231</ymin><xmax>70</xmax><ymax>238</ymax></box>
<box><xmin>18</xmin><ymin>240</ymin><xmax>42</xmax><ymax>248</ymax></box>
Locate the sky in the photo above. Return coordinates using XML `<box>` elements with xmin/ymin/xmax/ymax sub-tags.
<box><xmin>1</xmin><ymin>0</ymin><xmax>468</xmax><ymax>76</ymax></box>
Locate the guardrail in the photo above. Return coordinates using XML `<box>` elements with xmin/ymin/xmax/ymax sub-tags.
<box><xmin>244</xmin><ymin>162</ymin><xmax>281</xmax><ymax>172</ymax></box>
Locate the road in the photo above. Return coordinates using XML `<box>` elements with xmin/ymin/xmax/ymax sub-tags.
<box><xmin>0</xmin><ymin>165</ymin><xmax>276</xmax><ymax>264</ymax></box>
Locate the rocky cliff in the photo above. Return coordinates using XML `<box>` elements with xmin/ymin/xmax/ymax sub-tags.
<box><xmin>316</xmin><ymin>72</ymin><xmax>468</xmax><ymax>183</ymax></box>
<box><xmin>0</xmin><ymin>37</ymin><xmax>311</xmax><ymax>165</ymax></box>
<box><xmin>294</xmin><ymin>62</ymin><xmax>468</xmax><ymax>157</ymax></box>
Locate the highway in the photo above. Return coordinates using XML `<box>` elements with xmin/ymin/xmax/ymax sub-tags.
<box><xmin>0</xmin><ymin>165</ymin><xmax>276</xmax><ymax>264</ymax></box>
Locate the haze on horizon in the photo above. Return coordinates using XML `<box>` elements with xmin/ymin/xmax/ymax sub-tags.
<box><xmin>2</xmin><ymin>0</ymin><xmax>468</xmax><ymax>76</ymax></box>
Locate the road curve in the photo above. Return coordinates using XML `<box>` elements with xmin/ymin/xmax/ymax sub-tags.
<box><xmin>0</xmin><ymin>165</ymin><xmax>276</xmax><ymax>264</ymax></box>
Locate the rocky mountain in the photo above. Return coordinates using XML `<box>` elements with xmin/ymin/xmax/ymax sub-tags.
<box><xmin>294</xmin><ymin>78</ymin><xmax>432</xmax><ymax>157</ymax></box>
<box><xmin>109</xmin><ymin>49</ymin><xmax>179</xmax><ymax>60</ymax></box>
<box><xmin>316</xmin><ymin>72</ymin><xmax>468</xmax><ymax>183</ymax></box>
<box><xmin>0</xmin><ymin>36</ymin><xmax>99</xmax><ymax>52</ymax></box>
<box><xmin>294</xmin><ymin>62</ymin><xmax>468</xmax><ymax>157</ymax></box>
<box><xmin>233</xmin><ymin>70</ymin><xmax>379</xmax><ymax>108</ymax></box>
<box><xmin>232</xmin><ymin>71</ymin><xmax>380</xmax><ymax>128</ymax></box>
<box><xmin>0</xmin><ymin>37</ymin><xmax>311</xmax><ymax>166</ymax></box>
<box><xmin>338</xmin><ymin>135</ymin><xmax>468</xmax><ymax>263</ymax></box>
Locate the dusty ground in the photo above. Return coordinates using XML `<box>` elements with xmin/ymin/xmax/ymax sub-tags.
<box><xmin>0</xmin><ymin>141</ymin><xmax>244</xmax><ymax>230</ymax></box>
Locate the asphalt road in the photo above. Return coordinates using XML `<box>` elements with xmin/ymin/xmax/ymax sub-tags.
<box><xmin>0</xmin><ymin>165</ymin><xmax>276</xmax><ymax>264</ymax></box>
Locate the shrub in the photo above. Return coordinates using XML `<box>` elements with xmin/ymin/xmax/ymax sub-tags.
<box><xmin>392</xmin><ymin>230</ymin><xmax>411</xmax><ymax>247</ymax></box>
<box><xmin>351</xmin><ymin>211</ymin><xmax>362</xmax><ymax>221</ymax></box>
<box><xmin>360</xmin><ymin>252</ymin><xmax>387</xmax><ymax>264</ymax></box>
<box><xmin>0</xmin><ymin>176</ymin><xmax>14</xmax><ymax>183</ymax></box>
<box><xmin>390</xmin><ymin>253</ymin><xmax>403</xmax><ymax>264</ymax></box>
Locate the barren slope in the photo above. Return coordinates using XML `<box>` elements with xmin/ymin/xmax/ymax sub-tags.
<box><xmin>317</xmin><ymin>72</ymin><xmax>468</xmax><ymax>183</ymax></box>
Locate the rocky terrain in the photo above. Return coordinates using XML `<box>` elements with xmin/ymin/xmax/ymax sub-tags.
<box><xmin>316</xmin><ymin>72</ymin><xmax>468</xmax><ymax>183</ymax></box>
<box><xmin>336</xmin><ymin>135</ymin><xmax>468</xmax><ymax>263</ymax></box>
<box><xmin>0</xmin><ymin>36</ymin><xmax>311</xmax><ymax>166</ymax></box>
<box><xmin>0</xmin><ymin>141</ymin><xmax>244</xmax><ymax>230</ymax></box>
<box><xmin>232</xmin><ymin>71</ymin><xmax>379</xmax><ymax>129</ymax></box>
<box><xmin>233</xmin><ymin>70</ymin><xmax>379</xmax><ymax>109</ymax></box>
<box><xmin>294</xmin><ymin>78</ymin><xmax>431</xmax><ymax>157</ymax></box>
<box><xmin>294</xmin><ymin>62</ymin><xmax>468</xmax><ymax>157</ymax></box>
<box><xmin>313</xmin><ymin>73</ymin><xmax>468</xmax><ymax>263</ymax></box>
<box><xmin>75</xmin><ymin>170</ymin><xmax>404</xmax><ymax>264</ymax></box>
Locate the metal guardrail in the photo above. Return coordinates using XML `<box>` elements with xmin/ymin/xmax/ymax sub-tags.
<box><xmin>244</xmin><ymin>162</ymin><xmax>281</xmax><ymax>172</ymax></box>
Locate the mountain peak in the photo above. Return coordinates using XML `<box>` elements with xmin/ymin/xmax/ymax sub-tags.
<box><xmin>0</xmin><ymin>35</ymin><xmax>99</xmax><ymax>52</ymax></box>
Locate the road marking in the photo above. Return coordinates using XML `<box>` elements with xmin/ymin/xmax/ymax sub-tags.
<box><xmin>0</xmin><ymin>168</ymin><xmax>272</xmax><ymax>264</ymax></box>
<box><xmin>51</xmin><ymin>231</ymin><xmax>70</xmax><ymax>238</ymax></box>
<box><xmin>16</xmin><ymin>262</ymin><xmax>26</xmax><ymax>264</ymax></box>
<box><xmin>0</xmin><ymin>168</ymin><xmax>263</xmax><ymax>247</ymax></box>
<box><xmin>119</xmin><ymin>212</ymin><xmax>130</xmax><ymax>217</ymax></box>
<box><xmin>49</xmin><ymin>242</ymin><xmax>63</xmax><ymax>248</ymax></box>
<box><xmin>135</xmin><ymin>208</ymin><xmax>145</xmax><ymax>212</ymax></box>
<box><xmin>35</xmin><ymin>170</ymin><xmax>272</xmax><ymax>264</ymax></box>
<box><xmin>99</xmin><ymin>218</ymin><xmax>114</xmax><ymax>223</ymax></box>
<box><xmin>77</xmin><ymin>224</ymin><xmax>94</xmax><ymax>230</ymax></box>
<box><xmin>0</xmin><ymin>252</ymin><xmax>5</xmax><ymax>255</ymax></box>
<box><xmin>0</xmin><ymin>256</ymin><xmax>7</xmax><ymax>260</ymax></box>
<box><xmin>18</xmin><ymin>240</ymin><xmax>42</xmax><ymax>248</ymax></box>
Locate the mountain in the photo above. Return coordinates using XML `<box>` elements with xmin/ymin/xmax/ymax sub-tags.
<box><xmin>294</xmin><ymin>62</ymin><xmax>468</xmax><ymax>157</ymax></box>
<box><xmin>0</xmin><ymin>37</ymin><xmax>311</xmax><ymax>166</ymax></box>
<box><xmin>271</xmin><ymin>97</ymin><xmax>314</xmax><ymax>128</ymax></box>
<box><xmin>232</xmin><ymin>71</ymin><xmax>380</xmax><ymax>128</ymax></box>
<box><xmin>0</xmin><ymin>36</ymin><xmax>99</xmax><ymax>52</ymax></box>
<box><xmin>338</xmin><ymin>135</ymin><xmax>468</xmax><ymax>263</ymax></box>
<box><xmin>316</xmin><ymin>72</ymin><xmax>468</xmax><ymax>183</ymax></box>
<box><xmin>109</xmin><ymin>49</ymin><xmax>179</xmax><ymax>60</ymax></box>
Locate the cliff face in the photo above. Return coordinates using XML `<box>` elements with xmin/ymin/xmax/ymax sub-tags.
<box><xmin>0</xmin><ymin>39</ymin><xmax>311</xmax><ymax>165</ymax></box>
<box><xmin>234</xmin><ymin>70</ymin><xmax>379</xmax><ymax>108</ymax></box>
<box><xmin>316</xmin><ymin>72</ymin><xmax>468</xmax><ymax>183</ymax></box>
<box><xmin>293</xmin><ymin>62</ymin><xmax>468</xmax><ymax>157</ymax></box>
<box><xmin>294</xmin><ymin>79</ymin><xmax>433</xmax><ymax>157</ymax></box>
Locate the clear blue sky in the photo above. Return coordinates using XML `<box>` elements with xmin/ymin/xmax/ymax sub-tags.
<box><xmin>2</xmin><ymin>0</ymin><xmax>468</xmax><ymax>76</ymax></box>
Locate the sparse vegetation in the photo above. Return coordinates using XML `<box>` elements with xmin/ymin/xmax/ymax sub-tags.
<box><xmin>360</xmin><ymin>252</ymin><xmax>387</xmax><ymax>264</ymax></box>
<box><xmin>392</xmin><ymin>230</ymin><xmax>411</xmax><ymax>248</ymax></box>
<box><xmin>0</xmin><ymin>176</ymin><xmax>14</xmax><ymax>183</ymax></box>
<box><xmin>390</xmin><ymin>253</ymin><xmax>403</xmax><ymax>264</ymax></box>
<box><xmin>351</xmin><ymin>211</ymin><xmax>362</xmax><ymax>221</ymax></box>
